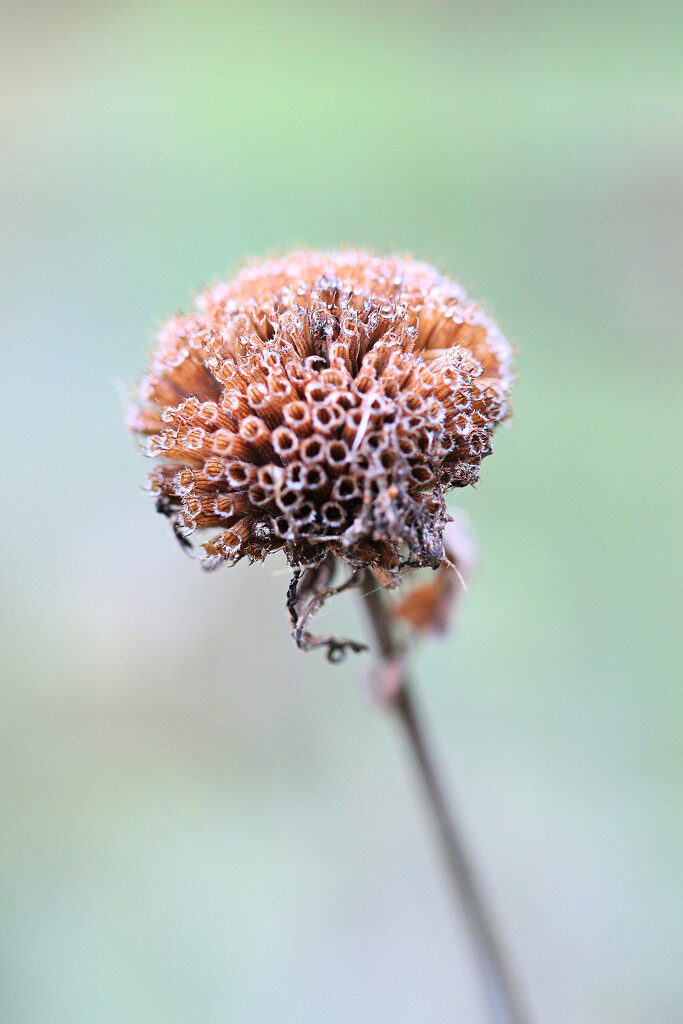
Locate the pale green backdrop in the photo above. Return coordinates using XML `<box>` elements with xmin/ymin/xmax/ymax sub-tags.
<box><xmin>1</xmin><ymin>1</ymin><xmax>681</xmax><ymax>1022</ymax></box>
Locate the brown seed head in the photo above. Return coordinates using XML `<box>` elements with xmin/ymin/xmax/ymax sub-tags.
<box><xmin>128</xmin><ymin>251</ymin><xmax>513</xmax><ymax>579</ymax></box>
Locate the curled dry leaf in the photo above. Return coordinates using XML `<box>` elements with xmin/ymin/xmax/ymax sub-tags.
<box><xmin>392</xmin><ymin>512</ymin><xmax>478</xmax><ymax>639</ymax></box>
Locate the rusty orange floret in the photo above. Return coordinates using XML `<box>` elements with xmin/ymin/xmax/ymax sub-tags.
<box><xmin>129</xmin><ymin>251</ymin><xmax>512</xmax><ymax>603</ymax></box>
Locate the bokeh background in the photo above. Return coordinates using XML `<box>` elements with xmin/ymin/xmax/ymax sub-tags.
<box><xmin>1</xmin><ymin>1</ymin><xmax>681</xmax><ymax>1021</ymax></box>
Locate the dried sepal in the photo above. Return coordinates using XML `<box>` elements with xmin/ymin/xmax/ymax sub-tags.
<box><xmin>286</xmin><ymin>563</ymin><xmax>368</xmax><ymax>663</ymax></box>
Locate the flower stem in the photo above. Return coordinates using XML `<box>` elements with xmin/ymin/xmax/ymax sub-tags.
<box><xmin>359</xmin><ymin>573</ymin><xmax>531</xmax><ymax>1024</ymax></box>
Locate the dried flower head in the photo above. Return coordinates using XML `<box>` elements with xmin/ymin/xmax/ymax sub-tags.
<box><xmin>128</xmin><ymin>250</ymin><xmax>512</xmax><ymax>656</ymax></box>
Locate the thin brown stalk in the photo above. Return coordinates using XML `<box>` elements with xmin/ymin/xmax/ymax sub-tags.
<box><xmin>359</xmin><ymin>572</ymin><xmax>532</xmax><ymax>1024</ymax></box>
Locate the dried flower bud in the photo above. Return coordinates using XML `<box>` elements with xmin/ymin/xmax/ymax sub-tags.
<box><xmin>129</xmin><ymin>251</ymin><xmax>513</xmax><ymax>654</ymax></box>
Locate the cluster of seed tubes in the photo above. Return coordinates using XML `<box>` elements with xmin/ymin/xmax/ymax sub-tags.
<box><xmin>129</xmin><ymin>251</ymin><xmax>512</xmax><ymax>576</ymax></box>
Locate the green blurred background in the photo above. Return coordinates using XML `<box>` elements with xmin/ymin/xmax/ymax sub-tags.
<box><xmin>1</xmin><ymin>1</ymin><xmax>681</xmax><ymax>1021</ymax></box>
